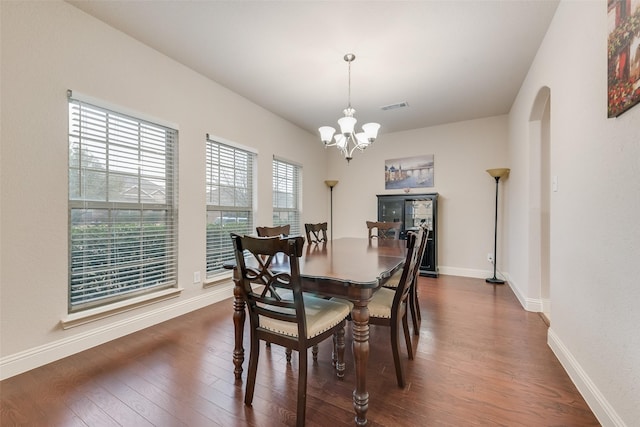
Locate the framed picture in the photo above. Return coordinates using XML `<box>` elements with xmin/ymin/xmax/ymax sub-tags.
<box><xmin>608</xmin><ymin>0</ymin><xmax>640</xmax><ymax>117</ymax></box>
<box><xmin>385</xmin><ymin>154</ymin><xmax>434</xmax><ymax>190</ymax></box>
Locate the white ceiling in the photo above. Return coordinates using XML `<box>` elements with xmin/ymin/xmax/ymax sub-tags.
<box><xmin>67</xmin><ymin>0</ymin><xmax>559</xmax><ymax>136</ymax></box>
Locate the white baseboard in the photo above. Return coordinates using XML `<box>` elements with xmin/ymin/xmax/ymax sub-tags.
<box><xmin>503</xmin><ymin>274</ymin><xmax>544</xmax><ymax>312</ymax></box>
<box><xmin>547</xmin><ymin>328</ymin><xmax>627</xmax><ymax>427</ymax></box>
<box><xmin>437</xmin><ymin>266</ymin><xmax>490</xmax><ymax>278</ymax></box>
<box><xmin>0</xmin><ymin>283</ymin><xmax>234</xmax><ymax>381</ymax></box>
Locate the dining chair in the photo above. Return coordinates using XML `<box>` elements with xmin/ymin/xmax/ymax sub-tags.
<box><xmin>256</xmin><ymin>224</ymin><xmax>290</xmax><ymax>237</ymax></box>
<box><xmin>231</xmin><ymin>234</ymin><xmax>350</xmax><ymax>427</ymax></box>
<box><xmin>366</xmin><ymin>221</ymin><xmax>402</xmax><ymax>240</ymax></box>
<box><xmin>367</xmin><ymin>226</ymin><xmax>428</xmax><ymax>387</ymax></box>
<box><xmin>256</xmin><ymin>224</ymin><xmax>315</xmax><ymax>357</ymax></box>
<box><xmin>383</xmin><ymin>227</ymin><xmax>430</xmax><ymax>334</ymax></box>
<box><xmin>304</xmin><ymin>222</ymin><xmax>328</xmax><ymax>244</ymax></box>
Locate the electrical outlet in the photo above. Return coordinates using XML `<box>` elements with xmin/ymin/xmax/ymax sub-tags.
<box><xmin>193</xmin><ymin>271</ymin><xmax>201</xmax><ymax>283</ymax></box>
<box><xmin>487</xmin><ymin>253</ymin><xmax>494</xmax><ymax>264</ymax></box>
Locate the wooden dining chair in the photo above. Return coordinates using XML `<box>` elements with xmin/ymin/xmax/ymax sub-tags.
<box><xmin>304</xmin><ymin>222</ymin><xmax>328</xmax><ymax>244</ymax></box>
<box><xmin>383</xmin><ymin>227</ymin><xmax>430</xmax><ymax>334</ymax></box>
<box><xmin>256</xmin><ymin>224</ymin><xmax>290</xmax><ymax>237</ymax></box>
<box><xmin>366</xmin><ymin>221</ymin><xmax>402</xmax><ymax>240</ymax></box>
<box><xmin>367</xmin><ymin>226</ymin><xmax>428</xmax><ymax>387</ymax></box>
<box><xmin>231</xmin><ymin>234</ymin><xmax>350</xmax><ymax>427</ymax></box>
<box><xmin>256</xmin><ymin>224</ymin><xmax>311</xmax><ymax>356</ymax></box>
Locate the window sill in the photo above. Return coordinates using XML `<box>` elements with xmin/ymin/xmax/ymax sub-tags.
<box><xmin>203</xmin><ymin>271</ymin><xmax>233</xmax><ymax>289</ymax></box>
<box><xmin>61</xmin><ymin>287</ymin><xmax>184</xmax><ymax>330</ymax></box>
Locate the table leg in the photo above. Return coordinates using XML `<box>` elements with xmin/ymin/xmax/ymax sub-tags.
<box><xmin>232</xmin><ymin>269</ymin><xmax>245</xmax><ymax>380</ymax></box>
<box><xmin>351</xmin><ymin>301</ymin><xmax>370</xmax><ymax>426</ymax></box>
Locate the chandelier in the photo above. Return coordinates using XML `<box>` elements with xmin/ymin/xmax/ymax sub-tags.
<box><xmin>318</xmin><ymin>53</ymin><xmax>381</xmax><ymax>162</ymax></box>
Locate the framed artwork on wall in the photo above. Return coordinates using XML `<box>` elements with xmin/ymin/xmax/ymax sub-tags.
<box><xmin>608</xmin><ymin>0</ymin><xmax>640</xmax><ymax>117</ymax></box>
<box><xmin>385</xmin><ymin>154</ymin><xmax>434</xmax><ymax>190</ymax></box>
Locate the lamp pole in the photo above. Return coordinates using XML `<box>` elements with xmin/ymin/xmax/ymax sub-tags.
<box><xmin>324</xmin><ymin>180</ymin><xmax>338</xmax><ymax>241</ymax></box>
<box><xmin>485</xmin><ymin>168</ymin><xmax>509</xmax><ymax>285</ymax></box>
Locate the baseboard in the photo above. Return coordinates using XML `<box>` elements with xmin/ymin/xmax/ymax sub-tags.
<box><xmin>503</xmin><ymin>274</ymin><xmax>544</xmax><ymax>312</ymax></box>
<box><xmin>0</xmin><ymin>283</ymin><xmax>234</xmax><ymax>381</ymax></box>
<box><xmin>547</xmin><ymin>328</ymin><xmax>627</xmax><ymax>427</ymax></box>
<box><xmin>437</xmin><ymin>266</ymin><xmax>490</xmax><ymax>279</ymax></box>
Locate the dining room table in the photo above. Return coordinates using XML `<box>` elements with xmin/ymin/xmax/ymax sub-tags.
<box><xmin>229</xmin><ymin>236</ymin><xmax>407</xmax><ymax>426</ymax></box>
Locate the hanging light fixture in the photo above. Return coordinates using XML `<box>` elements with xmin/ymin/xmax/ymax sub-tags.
<box><xmin>318</xmin><ymin>53</ymin><xmax>381</xmax><ymax>162</ymax></box>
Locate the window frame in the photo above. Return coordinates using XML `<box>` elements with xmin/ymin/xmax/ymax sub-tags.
<box><xmin>67</xmin><ymin>92</ymin><xmax>178</xmax><ymax>313</ymax></box>
<box><xmin>272</xmin><ymin>157</ymin><xmax>302</xmax><ymax>235</ymax></box>
<box><xmin>205</xmin><ymin>134</ymin><xmax>256</xmax><ymax>278</ymax></box>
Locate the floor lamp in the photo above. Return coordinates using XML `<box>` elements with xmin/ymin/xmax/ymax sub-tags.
<box><xmin>324</xmin><ymin>180</ymin><xmax>338</xmax><ymax>241</ymax></box>
<box><xmin>486</xmin><ymin>168</ymin><xmax>510</xmax><ymax>285</ymax></box>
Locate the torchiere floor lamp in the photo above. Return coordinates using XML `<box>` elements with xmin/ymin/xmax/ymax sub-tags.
<box><xmin>324</xmin><ymin>180</ymin><xmax>338</xmax><ymax>240</ymax></box>
<box><xmin>486</xmin><ymin>168</ymin><xmax>510</xmax><ymax>285</ymax></box>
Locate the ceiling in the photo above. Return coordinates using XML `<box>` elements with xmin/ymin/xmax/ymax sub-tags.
<box><xmin>67</xmin><ymin>0</ymin><xmax>559</xmax><ymax>136</ymax></box>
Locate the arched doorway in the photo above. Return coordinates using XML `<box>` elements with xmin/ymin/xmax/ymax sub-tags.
<box><xmin>529</xmin><ymin>87</ymin><xmax>551</xmax><ymax>322</ymax></box>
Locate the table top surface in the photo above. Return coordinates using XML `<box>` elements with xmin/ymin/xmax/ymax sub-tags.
<box><xmin>269</xmin><ymin>237</ymin><xmax>407</xmax><ymax>287</ymax></box>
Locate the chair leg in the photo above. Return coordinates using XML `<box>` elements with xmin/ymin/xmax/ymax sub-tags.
<box><xmin>335</xmin><ymin>325</ymin><xmax>346</xmax><ymax>379</ymax></box>
<box><xmin>331</xmin><ymin>333</ymin><xmax>337</xmax><ymax>367</ymax></box>
<box><xmin>312</xmin><ymin>344</ymin><xmax>319</xmax><ymax>362</ymax></box>
<box><xmin>286</xmin><ymin>348</ymin><xmax>292</xmax><ymax>363</ymax></box>
<box><xmin>296</xmin><ymin>348</ymin><xmax>308</xmax><ymax>427</ymax></box>
<box><xmin>245</xmin><ymin>334</ymin><xmax>260</xmax><ymax>405</ymax></box>
<box><xmin>390</xmin><ymin>316</ymin><xmax>406</xmax><ymax>388</ymax></box>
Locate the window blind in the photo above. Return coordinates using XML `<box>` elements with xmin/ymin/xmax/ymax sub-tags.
<box><xmin>272</xmin><ymin>158</ymin><xmax>301</xmax><ymax>235</ymax></box>
<box><xmin>68</xmin><ymin>96</ymin><xmax>178</xmax><ymax>312</ymax></box>
<box><xmin>206</xmin><ymin>136</ymin><xmax>255</xmax><ymax>277</ymax></box>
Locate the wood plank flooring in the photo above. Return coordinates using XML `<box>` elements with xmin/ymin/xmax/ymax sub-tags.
<box><xmin>1</xmin><ymin>275</ymin><xmax>600</xmax><ymax>426</ymax></box>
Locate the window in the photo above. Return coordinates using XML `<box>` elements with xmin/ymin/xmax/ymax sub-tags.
<box><xmin>68</xmin><ymin>94</ymin><xmax>178</xmax><ymax>312</ymax></box>
<box><xmin>69</xmin><ymin>92</ymin><xmax>178</xmax><ymax>312</ymax></box>
<box><xmin>206</xmin><ymin>135</ymin><xmax>255</xmax><ymax>277</ymax></box>
<box><xmin>272</xmin><ymin>158</ymin><xmax>301</xmax><ymax>235</ymax></box>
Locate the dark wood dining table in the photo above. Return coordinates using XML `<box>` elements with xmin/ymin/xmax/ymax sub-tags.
<box><xmin>230</xmin><ymin>237</ymin><xmax>407</xmax><ymax>426</ymax></box>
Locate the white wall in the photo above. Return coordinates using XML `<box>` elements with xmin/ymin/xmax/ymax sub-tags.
<box><xmin>508</xmin><ymin>1</ymin><xmax>640</xmax><ymax>425</ymax></box>
<box><xmin>326</xmin><ymin>115</ymin><xmax>509</xmax><ymax>278</ymax></box>
<box><xmin>0</xmin><ymin>1</ymin><xmax>327</xmax><ymax>378</ymax></box>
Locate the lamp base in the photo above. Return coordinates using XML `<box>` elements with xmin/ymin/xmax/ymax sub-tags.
<box><xmin>485</xmin><ymin>277</ymin><xmax>505</xmax><ymax>285</ymax></box>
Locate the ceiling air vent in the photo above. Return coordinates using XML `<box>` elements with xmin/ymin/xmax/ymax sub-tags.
<box><xmin>380</xmin><ymin>101</ymin><xmax>409</xmax><ymax>111</ymax></box>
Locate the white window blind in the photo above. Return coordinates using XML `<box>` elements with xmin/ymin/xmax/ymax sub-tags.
<box><xmin>272</xmin><ymin>158</ymin><xmax>301</xmax><ymax>235</ymax></box>
<box><xmin>68</xmin><ymin>95</ymin><xmax>178</xmax><ymax>312</ymax></box>
<box><xmin>206</xmin><ymin>136</ymin><xmax>255</xmax><ymax>277</ymax></box>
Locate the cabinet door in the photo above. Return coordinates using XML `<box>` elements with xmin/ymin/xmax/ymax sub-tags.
<box><xmin>379</xmin><ymin>199</ymin><xmax>404</xmax><ymax>223</ymax></box>
<box><xmin>404</xmin><ymin>199</ymin><xmax>433</xmax><ymax>232</ymax></box>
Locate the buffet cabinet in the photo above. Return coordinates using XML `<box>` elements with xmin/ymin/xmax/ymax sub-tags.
<box><xmin>377</xmin><ymin>193</ymin><xmax>438</xmax><ymax>277</ymax></box>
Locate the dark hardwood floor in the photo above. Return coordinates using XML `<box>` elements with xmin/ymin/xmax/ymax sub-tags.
<box><xmin>1</xmin><ymin>275</ymin><xmax>600</xmax><ymax>426</ymax></box>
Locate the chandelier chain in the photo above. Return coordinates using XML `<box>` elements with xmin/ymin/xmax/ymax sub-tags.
<box><xmin>347</xmin><ymin>56</ymin><xmax>352</xmax><ymax>109</ymax></box>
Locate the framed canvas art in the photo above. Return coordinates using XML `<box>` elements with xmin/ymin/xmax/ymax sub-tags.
<box><xmin>608</xmin><ymin>0</ymin><xmax>640</xmax><ymax>117</ymax></box>
<box><xmin>385</xmin><ymin>154</ymin><xmax>434</xmax><ymax>190</ymax></box>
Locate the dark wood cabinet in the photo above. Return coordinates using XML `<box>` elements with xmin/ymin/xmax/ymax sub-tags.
<box><xmin>377</xmin><ymin>193</ymin><xmax>438</xmax><ymax>277</ymax></box>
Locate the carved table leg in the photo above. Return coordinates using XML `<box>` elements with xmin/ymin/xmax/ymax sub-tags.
<box><xmin>232</xmin><ymin>268</ymin><xmax>245</xmax><ymax>380</ymax></box>
<box><xmin>351</xmin><ymin>300</ymin><xmax>371</xmax><ymax>426</ymax></box>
